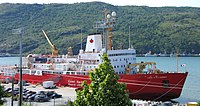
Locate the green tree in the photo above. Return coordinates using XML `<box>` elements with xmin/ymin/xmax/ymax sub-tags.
<box><xmin>73</xmin><ymin>54</ymin><xmax>132</xmax><ymax>106</ymax></box>
<box><xmin>197</xmin><ymin>100</ymin><xmax>200</xmax><ymax>106</ymax></box>
<box><xmin>0</xmin><ymin>85</ymin><xmax>5</xmax><ymax>105</ymax></box>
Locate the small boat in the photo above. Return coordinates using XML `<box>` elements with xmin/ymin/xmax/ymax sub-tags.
<box><xmin>145</xmin><ymin>51</ymin><xmax>157</xmax><ymax>57</ymax></box>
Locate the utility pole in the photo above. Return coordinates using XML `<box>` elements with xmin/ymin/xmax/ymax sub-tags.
<box><xmin>19</xmin><ymin>28</ymin><xmax>23</xmax><ymax>106</ymax></box>
<box><xmin>13</xmin><ymin>28</ymin><xmax>23</xmax><ymax>106</ymax></box>
<box><xmin>11</xmin><ymin>74</ymin><xmax>14</xmax><ymax>106</ymax></box>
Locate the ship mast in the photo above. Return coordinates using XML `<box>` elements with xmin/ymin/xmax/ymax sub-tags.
<box><xmin>81</xmin><ymin>29</ymin><xmax>83</xmax><ymax>50</ymax></box>
<box><xmin>176</xmin><ymin>49</ymin><xmax>179</xmax><ymax>72</ymax></box>
<box><xmin>129</xmin><ymin>26</ymin><xmax>131</xmax><ymax>49</ymax></box>
<box><xmin>94</xmin><ymin>9</ymin><xmax>116</xmax><ymax>53</ymax></box>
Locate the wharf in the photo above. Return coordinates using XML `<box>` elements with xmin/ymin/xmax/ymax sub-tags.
<box><xmin>1</xmin><ymin>83</ymin><xmax>76</xmax><ymax>106</ymax></box>
<box><xmin>1</xmin><ymin>83</ymin><xmax>197</xmax><ymax>106</ymax></box>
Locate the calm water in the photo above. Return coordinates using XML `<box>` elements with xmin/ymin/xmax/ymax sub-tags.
<box><xmin>0</xmin><ymin>57</ymin><xmax>199</xmax><ymax>102</ymax></box>
<box><xmin>137</xmin><ymin>57</ymin><xmax>200</xmax><ymax>102</ymax></box>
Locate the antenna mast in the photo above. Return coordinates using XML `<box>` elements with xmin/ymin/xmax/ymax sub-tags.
<box><xmin>81</xmin><ymin>29</ymin><xmax>83</xmax><ymax>50</ymax></box>
<box><xmin>176</xmin><ymin>49</ymin><xmax>179</xmax><ymax>72</ymax></box>
<box><xmin>93</xmin><ymin>9</ymin><xmax>116</xmax><ymax>53</ymax></box>
<box><xmin>129</xmin><ymin>26</ymin><xmax>131</xmax><ymax>49</ymax></box>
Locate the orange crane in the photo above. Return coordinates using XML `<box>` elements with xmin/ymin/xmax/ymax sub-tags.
<box><xmin>42</xmin><ymin>30</ymin><xmax>58</xmax><ymax>58</ymax></box>
<box><xmin>126</xmin><ymin>62</ymin><xmax>156</xmax><ymax>74</ymax></box>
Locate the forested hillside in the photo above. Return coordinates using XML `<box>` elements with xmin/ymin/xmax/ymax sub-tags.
<box><xmin>0</xmin><ymin>2</ymin><xmax>200</xmax><ymax>55</ymax></box>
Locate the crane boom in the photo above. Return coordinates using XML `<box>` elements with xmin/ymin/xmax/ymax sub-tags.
<box><xmin>42</xmin><ymin>30</ymin><xmax>54</xmax><ymax>47</ymax></box>
<box><xmin>126</xmin><ymin>62</ymin><xmax>156</xmax><ymax>74</ymax></box>
<box><xmin>42</xmin><ymin>30</ymin><xmax>58</xmax><ymax>57</ymax></box>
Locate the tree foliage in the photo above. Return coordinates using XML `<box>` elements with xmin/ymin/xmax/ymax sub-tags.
<box><xmin>73</xmin><ymin>54</ymin><xmax>132</xmax><ymax>106</ymax></box>
<box><xmin>0</xmin><ymin>2</ymin><xmax>200</xmax><ymax>55</ymax></box>
<box><xmin>0</xmin><ymin>85</ymin><xmax>5</xmax><ymax>105</ymax></box>
<box><xmin>198</xmin><ymin>100</ymin><xmax>200</xmax><ymax>106</ymax></box>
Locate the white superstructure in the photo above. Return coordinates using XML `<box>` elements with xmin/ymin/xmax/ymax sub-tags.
<box><xmin>85</xmin><ymin>34</ymin><xmax>102</xmax><ymax>52</ymax></box>
<box><xmin>78</xmin><ymin>34</ymin><xmax>136</xmax><ymax>74</ymax></box>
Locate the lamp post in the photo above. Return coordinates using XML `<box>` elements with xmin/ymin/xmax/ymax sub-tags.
<box><xmin>11</xmin><ymin>74</ymin><xmax>14</xmax><ymax>106</ymax></box>
<box><xmin>13</xmin><ymin>28</ymin><xmax>23</xmax><ymax>106</ymax></box>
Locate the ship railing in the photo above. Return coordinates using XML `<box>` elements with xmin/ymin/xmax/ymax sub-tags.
<box><xmin>63</xmin><ymin>71</ymin><xmax>89</xmax><ymax>75</ymax></box>
<box><xmin>0</xmin><ymin>66</ymin><xmax>17</xmax><ymax>76</ymax></box>
<box><xmin>0</xmin><ymin>66</ymin><xmax>17</xmax><ymax>69</ymax></box>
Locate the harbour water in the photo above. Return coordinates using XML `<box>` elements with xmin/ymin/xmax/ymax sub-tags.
<box><xmin>0</xmin><ymin>56</ymin><xmax>199</xmax><ymax>102</ymax></box>
<box><xmin>137</xmin><ymin>57</ymin><xmax>200</xmax><ymax>103</ymax></box>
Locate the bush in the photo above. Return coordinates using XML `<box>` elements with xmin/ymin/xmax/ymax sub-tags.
<box><xmin>197</xmin><ymin>100</ymin><xmax>200</xmax><ymax>106</ymax></box>
<box><xmin>66</xmin><ymin>100</ymin><xmax>74</xmax><ymax>106</ymax></box>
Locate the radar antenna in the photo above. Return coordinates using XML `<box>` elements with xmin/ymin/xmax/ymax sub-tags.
<box><xmin>94</xmin><ymin>9</ymin><xmax>116</xmax><ymax>53</ymax></box>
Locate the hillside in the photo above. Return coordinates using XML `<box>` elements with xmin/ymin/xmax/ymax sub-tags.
<box><xmin>0</xmin><ymin>2</ymin><xmax>200</xmax><ymax>55</ymax></box>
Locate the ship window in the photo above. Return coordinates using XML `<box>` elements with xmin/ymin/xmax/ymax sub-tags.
<box><xmin>117</xmin><ymin>66</ymin><xmax>119</xmax><ymax>68</ymax></box>
<box><xmin>163</xmin><ymin>80</ymin><xmax>169</xmax><ymax>88</ymax></box>
<box><xmin>114</xmin><ymin>66</ymin><xmax>116</xmax><ymax>68</ymax></box>
<box><xmin>116</xmin><ymin>72</ymin><xmax>118</xmax><ymax>74</ymax></box>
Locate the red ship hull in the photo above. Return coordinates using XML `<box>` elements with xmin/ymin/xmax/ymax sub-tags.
<box><xmin>118</xmin><ymin>72</ymin><xmax>188</xmax><ymax>101</ymax></box>
<box><xmin>57</xmin><ymin>72</ymin><xmax>188</xmax><ymax>101</ymax></box>
<box><xmin>14</xmin><ymin>72</ymin><xmax>188</xmax><ymax>101</ymax></box>
<box><xmin>0</xmin><ymin>74</ymin><xmax>13</xmax><ymax>83</ymax></box>
<box><xmin>14</xmin><ymin>73</ymin><xmax>61</xmax><ymax>84</ymax></box>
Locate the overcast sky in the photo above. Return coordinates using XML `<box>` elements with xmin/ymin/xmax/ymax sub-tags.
<box><xmin>0</xmin><ymin>0</ymin><xmax>199</xmax><ymax>7</ymax></box>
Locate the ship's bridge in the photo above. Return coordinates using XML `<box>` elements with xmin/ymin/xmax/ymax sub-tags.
<box><xmin>107</xmin><ymin>49</ymin><xmax>136</xmax><ymax>74</ymax></box>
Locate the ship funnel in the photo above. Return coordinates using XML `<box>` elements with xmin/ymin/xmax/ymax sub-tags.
<box><xmin>85</xmin><ymin>34</ymin><xmax>102</xmax><ymax>52</ymax></box>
